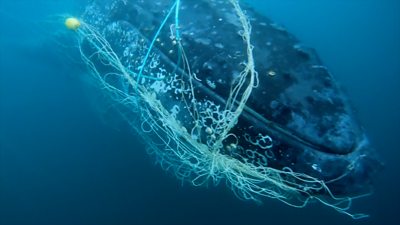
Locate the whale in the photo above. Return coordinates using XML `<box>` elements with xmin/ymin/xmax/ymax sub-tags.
<box><xmin>79</xmin><ymin>0</ymin><xmax>382</xmax><ymax>198</ymax></box>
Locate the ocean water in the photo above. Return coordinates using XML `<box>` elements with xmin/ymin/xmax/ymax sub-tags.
<box><xmin>0</xmin><ymin>1</ymin><xmax>399</xmax><ymax>225</ymax></box>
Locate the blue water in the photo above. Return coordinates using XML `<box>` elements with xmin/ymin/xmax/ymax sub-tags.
<box><xmin>1</xmin><ymin>1</ymin><xmax>399</xmax><ymax>224</ymax></box>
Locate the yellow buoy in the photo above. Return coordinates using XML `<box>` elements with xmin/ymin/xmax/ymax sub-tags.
<box><xmin>65</xmin><ymin>17</ymin><xmax>81</xmax><ymax>31</ymax></box>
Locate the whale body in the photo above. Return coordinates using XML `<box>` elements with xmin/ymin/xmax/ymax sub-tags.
<box><xmin>80</xmin><ymin>0</ymin><xmax>381</xmax><ymax>197</ymax></box>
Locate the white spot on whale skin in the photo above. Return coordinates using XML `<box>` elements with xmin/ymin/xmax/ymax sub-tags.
<box><xmin>214</xmin><ymin>43</ymin><xmax>224</xmax><ymax>49</ymax></box>
<box><xmin>312</xmin><ymin>164</ymin><xmax>322</xmax><ymax>173</ymax></box>
<box><xmin>196</xmin><ymin>38</ymin><xmax>211</xmax><ymax>45</ymax></box>
<box><xmin>206</xmin><ymin>79</ymin><xmax>217</xmax><ymax>89</ymax></box>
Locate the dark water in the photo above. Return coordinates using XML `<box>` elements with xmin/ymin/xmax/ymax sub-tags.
<box><xmin>1</xmin><ymin>0</ymin><xmax>399</xmax><ymax>225</ymax></box>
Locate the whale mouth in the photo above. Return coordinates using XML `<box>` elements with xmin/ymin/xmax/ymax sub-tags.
<box><xmin>238</xmin><ymin>101</ymin><xmax>383</xmax><ymax>195</ymax></box>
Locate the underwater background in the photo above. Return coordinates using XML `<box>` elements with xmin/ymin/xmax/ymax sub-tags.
<box><xmin>0</xmin><ymin>0</ymin><xmax>399</xmax><ymax>225</ymax></box>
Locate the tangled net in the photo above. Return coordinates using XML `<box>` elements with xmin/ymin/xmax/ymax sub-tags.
<box><xmin>70</xmin><ymin>0</ymin><xmax>368</xmax><ymax>219</ymax></box>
